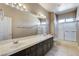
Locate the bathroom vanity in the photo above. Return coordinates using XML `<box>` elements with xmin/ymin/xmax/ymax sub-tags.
<box><xmin>0</xmin><ymin>34</ymin><xmax>53</xmax><ymax>56</ymax></box>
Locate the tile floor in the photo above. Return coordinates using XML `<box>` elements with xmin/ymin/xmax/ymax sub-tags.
<box><xmin>45</xmin><ymin>41</ymin><xmax>79</xmax><ymax>56</ymax></box>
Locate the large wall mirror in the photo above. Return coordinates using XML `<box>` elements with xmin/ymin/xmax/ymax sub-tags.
<box><xmin>0</xmin><ymin>3</ymin><xmax>48</xmax><ymax>42</ymax></box>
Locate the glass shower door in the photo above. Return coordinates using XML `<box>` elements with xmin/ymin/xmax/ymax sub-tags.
<box><xmin>64</xmin><ymin>22</ymin><xmax>76</xmax><ymax>41</ymax></box>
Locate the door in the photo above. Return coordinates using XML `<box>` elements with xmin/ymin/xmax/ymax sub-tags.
<box><xmin>58</xmin><ymin>23</ymin><xmax>64</xmax><ymax>40</ymax></box>
<box><xmin>0</xmin><ymin>16</ymin><xmax>12</xmax><ymax>41</ymax></box>
<box><xmin>58</xmin><ymin>20</ymin><xmax>76</xmax><ymax>41</ymax></box>
<box><xmin>64</xmin><ymin>22</ymin><xmax>76</xmax><ymax>41</ymax></box>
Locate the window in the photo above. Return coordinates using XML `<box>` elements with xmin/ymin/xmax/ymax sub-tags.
<box><xmin>66</xmin><ymin>18</ymin><xmax>74</xmax><ymax>22</ymax></box>
<box><xmin>58</xmin><ymin>19</ymin><xmax>65</xmax><ymax>23</ymax></box>
<box><xmin>41</xmin><ymin>22</ymin><xmax>46</xmax><ymax>24</ymax></box>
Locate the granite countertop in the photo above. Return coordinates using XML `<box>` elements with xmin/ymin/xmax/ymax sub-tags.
<box><xmin>0</xmin><ymin>34</ymin><xmax>53</xmax><ymax>56</ymax></box>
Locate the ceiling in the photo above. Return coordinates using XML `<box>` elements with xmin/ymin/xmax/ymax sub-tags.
<box><xmin>39</xmin><ymin>3</ymin><xmax>79</xmax><ymax>14</ymax></box>
<box><xmin>5</xmin><ymin>3</ymin><xmax>79</xmax><ymax>16</ymax></box>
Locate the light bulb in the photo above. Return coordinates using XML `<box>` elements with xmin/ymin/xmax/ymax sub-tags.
<box><xmin>23</xmin><ymin>5</ymin><xmax>26</xmax><ymax>9</ymax></box>
<box><xmin>11</xmin><ymin>4</ymin><xmax>15</xmax><ymax>7</ymax></box>
<box><xmin>18</xmin><ymin>3</ymin><xmax>22</xmax><ymax>7</ymax></box>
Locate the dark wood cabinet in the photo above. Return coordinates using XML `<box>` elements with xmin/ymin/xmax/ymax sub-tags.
<box><xmin>11</xmin><ymin>49</ymin><xmax>26</xmax><ymax>56</ymax></box>
<box><xmin>11</xmin><ymin>36</ymin><xmax>53</xmax><ymax>56</ymax></box>
<box><xmin>30</xmin><ymin>45</ymin><xmax>37</xmax><ymax>56</ymax></box>
<box><xmin>26</xmin><ymin>48</ymin><xmax>31</xmax><ymax>56</ymax></box>
<box><xmin>36</xmin><ymin>42</ymin><xmax>44</xmax><ymax>56</ymax></box>
<box><xmin>50</xmin><ymin>37</ymin><xmax>53</xmax><ymax>48</ymax></box>
<box><xmin>47</xmin><ymin>39</ymin><xmax>51</xmax><ymax>50</ymax></box>
<box><xmin>43</xmin><ymin>40</ymin><xmax>48</xmax><ymax>54</ymax></box>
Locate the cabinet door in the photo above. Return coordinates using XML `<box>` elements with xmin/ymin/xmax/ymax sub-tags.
<box><xmin>37</xmin><ymin>42</ymin><xmax>44</xmax><ymax>56</ymax></box>
<box><xmin>43</xmin><ymin>40</ymin><xmax>48</xmax><ymax>55</ymax></box>
<box><xmin>11</xmin><ymin>49</ymin><xmax>26</xmax><ymax>56</ymax></box>
<box><xmin>26</xmin><ymin>48</ymin><xmax>31</xmax><ymax>56</ymax></box>
<box><xmin>47</xmin><ymin>39</ymin><xmax>51</xmax><ymax>50</ymax></box>
<box><xmin>30</xmin><ymin>45</ymin><xmax>37</xmax><ymax>56</ymax></box>
<box><xmin>58</xmin><ymin>23</ymin><xmax>64</xmax><ymax>40</ymax></box>
<box><xmin>50</xmin><ymin>37</ymin><xmax>53</xmax><ymax>47</ymax></box>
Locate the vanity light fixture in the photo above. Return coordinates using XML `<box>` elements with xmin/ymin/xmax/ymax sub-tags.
<box><xmin>4</xmin><ymin>3</ymin><xmax>28</xmax><ymax>12</ymax></box>
<box><xmin>18</xmin><ymin>3</ymin><xmax>22</xmax><ymax>7</ymax></box>
<box><xmin>5</xmin><ymin>3</ymin><xmax>9</xmax><ymax>5</ymax></box>
<box><xmin>11</xmin><ymin>4</ymin><xmax>15</xmax><ymax>7</ymax></box>
<box><xmin>23</xmin><ymin>5</ymin><xmax>26</xmax><ymax>10</ymax></box>
<box><xmin>13</xmin><ymin>3</ymin><xmax>17</xmax><ymax>5</ymax></box>
<box><xmin>16</xmin><ymin>5</ymin><xmax>20</xmax><ymax>10</ymax></box>
<box><xmin>36</xmin><ymin>12</ymin><xmax>46</xmax><ymax>19</ymax></box>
